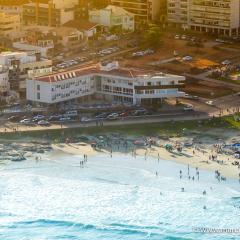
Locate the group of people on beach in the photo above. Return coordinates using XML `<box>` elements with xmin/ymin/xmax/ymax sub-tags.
<box><xmin>80</xmin><ymin>154</ymin><xmax>88</xmax><ymax>167</ymax></box>
<box><xmin>179</xmin><ymin>165</ymin><xmax>200</xmax><ymax>181</ymax></box>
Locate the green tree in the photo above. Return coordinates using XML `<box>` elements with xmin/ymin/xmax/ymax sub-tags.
<box><xmin>142</xmin><ymin>26</ymin><xmax>162</xmax><ymax>49</ymax></box>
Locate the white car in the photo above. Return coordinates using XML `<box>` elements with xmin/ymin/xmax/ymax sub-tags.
<box><xmin>182</xmin><ymin>56</ymin><xmax>193</xmax><ymax>61</ymax></box>
<box><xmin>132</xmin><ymin>51</ymin><xmax>144</xmax><ymax>57</ymax></box>
<box><xmin>221</xmin><ymin>59</ymin><xmax>231</xmax><ymax>65</ymax></box>
<box><xmin>206</xmin><ymin>101</ymin><xmax>214</xmax><ymax>106</ymax></box>
<box><xmin>81</xmin><ymin>117</ymin><xmax>92</xmax><ymax>122</ymax></box>
<box><xmin>181</xmin><ymin>35</ymin><xmax>186</xmax><ymax>40</ymax></box>
<box><xmin>107</xmin><ymin>113</ymin><xmax>119</xmax><ymax>120</ymax></box>
<box><xmin>37</xmin><ymin>120</ymin><xmax>50</xmax><ymax>126</ymax></box>
<box><xmin>183</xmin><ymin>105</ymin><xmax>194</xmax><ymax>111</ymax></box>
<box><xmin>20</xmin><ymin>119</ymin><xmax>31</xmax><ymax>124</ymax></box>
<box><xmin>20</xmin><ymin>119</ymin><xmax>35</xmax><ymax>126</ymax></box>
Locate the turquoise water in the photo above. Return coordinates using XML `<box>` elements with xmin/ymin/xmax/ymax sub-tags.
<box><xmin>0</xmin><ymin>153</ymin><xmax>239</xmax><ymax>240</ymax></box>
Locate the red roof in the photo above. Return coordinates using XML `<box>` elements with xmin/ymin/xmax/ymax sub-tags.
<box><xmin>63</xmin><ymin>20</ymin><xmax>98</xmax><ymax>31</ymax></box>
<box><xmin>35</xmin><ymin>64</ymin><xmax>156</xmax><ymax>83</ymax></box>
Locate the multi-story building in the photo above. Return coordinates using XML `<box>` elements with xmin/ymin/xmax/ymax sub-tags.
<box><xmin>168</xmin><ymin>0</ymin><xmax>240</xmax><ymax>36</ymax></box>
<box><xmin>89</xmin><ymin>5</ymin><xmax>135</xmax><ymax>31</ymax></box>
<box><xmin>0</xmin><ymin>65</ymin><xmax>9</xmax><ymax>96</ymax></box>
<box><xmin>22</xmin><ymin>0</ymin><xmax>78</xmax><ymax>27</ymax></box>
<box><xmin>0</xmin><ymin>51</ymin><xmax>52</xmax><ymax>96</ymax></box>
<box><xmin>167</xmin><ymin>0</ymin><xmax>188</xmax><ymax>29</ymax></box>
<box><xmin>27</xmin><ymin>62</ymin><xmax>185</xmax><ymax>105</ymax></box>
<box><xmin>0</xmin><ymin>0</ymin><xmax>28</xmax><ymax>14</ymax></box>
<box><xmin>0</xmin><ymin>12</ymin><xmax>21</xmax><ymax>38</ymax></box>
<box><xmin>75</xmin><ymin>0</ymin><xmax>91</xmax><ymax>20</ymax></box>
<box><xmin>110</xmin><ymin>0</ymin><xmax>166</xmax><ymax>27</ymax></box>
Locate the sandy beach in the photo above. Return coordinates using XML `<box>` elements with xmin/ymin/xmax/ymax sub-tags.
<box><xmin>50</xmin><ymin>131</ymin><xmax>240</xmax><ymax>180</ymax></box>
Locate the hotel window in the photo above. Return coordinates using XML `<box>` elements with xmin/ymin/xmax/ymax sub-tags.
<box><xmin>37</xmin><ymin>85</ymin><xmax>40</xmax><ymax>91</ymax></box>
<box><xmin>37</xmin><ymin>92</ymin><xmax>40</xmax><ymax>100</ymax></box>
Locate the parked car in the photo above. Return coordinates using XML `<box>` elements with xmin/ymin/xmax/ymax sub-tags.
<box><xmin>20</xmin><ymin>119</ymin><xmax>31</xmax><ymax>124</ymax></box>
<box><xmin>20</xmin><ymin>119</ymin><xmax>35</xmax><ymax>126</ymax></box>
<box><xmin>64</xmin><ymin>110</ymin><xmax>78</xmax><ymax>118</ymax></box>
<box><xmin>59</xmin><ymin>117</ymin><xmax>72</xmax><ymax>122</ymax></box>
<box><xmin>215</xmin><ymin>38</ymin><xmax>226</xmax><ymax>43</ymax></box>
<box><xmin>81</xmin><ymin>117</ymin><xmax>92</xmax><ymax>122</ymax></box>
<box><xmin>185</xmin><ymin>94</ymin><xmax>199</xmax><ymax>100</ymax></box>
<box><xmin>32</xmin><ymin>114</ymin><xmax>45</xmax><ymax>122</ymax></box>
<box><xmin>182</xmin><ymin>56</ymin><xmax>193</xmax><ymax>61</ymax></box>
<box><xmin>183</xmin><ymin>105</ymin><xmax>194</xmax><ymax>111</ymax></box>
<box><xmin>206</xmin><ymin>100</ymin><xmax>214</xmax><ymax>106</ymax></box>
<box><xmin>48</xmin><ymin>115</ymin><xmax>62</xmax><ymax>122</ymax></box>
<box><xmin>221</xmin><ymin>59</ymin><xmax>231</xmax><ymax>65</ymax></box>
<box><xmin>107</xmin><ymin>113</ymin><xmax>119</xmax><ymax>120</ymax></box>
<box><xmin>37</xmin><ymin>120</ymin><xmax>50</xmax><ymax>126</ymax></box>
<box><xmin>95</xmin><ymin>112</ymin><xmax>109</xmax><ymax>119</ymax></box>
<box><xmin>119</xmin><ymin>111</ymin><xmax>129</xmax><ymax>117</ymax></box>
<box><xmin>181</xmin><ymin>35</ymin><xmax>186</xmax><ymax>40</ymax></box>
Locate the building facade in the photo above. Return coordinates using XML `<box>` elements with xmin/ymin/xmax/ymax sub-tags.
<box><xmin>89</xmin><ymin>5</ymin><xmax>135</xmax><ymax>31</ymax></box>
<box><xmin>110</xmin><ymin>0</ymin><xmax>166</xmax><ymax>27</ymax></box>
<box><xmin>0</xmin><ymin>12</ymin><xmax>21</xmax><ymax>38</ymax></box>
<box><xmin>0</xmin><ymin>65</ymin><xmax>9</xmax><ymax>96</ymax></box>
<box><xmin>22</xmin><ymin>0</ymin><xmax>78</xmax><ymax>27</ymax></box>
<box><xmin>0</xmin><ymin>51</ymin><xmax>52</xmax><ymax>96</ymax></box>
<box><xmin>168</xmin><ymin>0</ymin><xmax>240</xmax><ymax>36</ymax></box>
<box><xmin>0</xmin><ymin>0</ymin><xmax>28</xmax><ymax>14</ymax></box>
<box><xmin>27</xmin><ymin>62</ymin><xmax>185</xmax><ymax>105</ymax></box>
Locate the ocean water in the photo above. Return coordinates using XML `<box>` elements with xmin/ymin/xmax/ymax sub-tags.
<box><xmin>0</xmin><ymin>152</ymin><xmax>239</xmax><ymax>240</ymax></box>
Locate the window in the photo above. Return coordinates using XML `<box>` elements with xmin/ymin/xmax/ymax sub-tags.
<box><xmin>37</xmin><ymin>92</ymin><xmax>40</xmax><ymax>100</ymax></box>
<box><xmin>37</xmin><ymin>85</ymin><xmax>40</xmax><ymax>91</ymax></box>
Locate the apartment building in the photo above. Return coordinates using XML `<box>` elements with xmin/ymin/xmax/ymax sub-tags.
<box><xmin>0</xmin><ymin>51</ymin><xmax>52</xmax><ymax>96</ymax></box>
<box><xmin>27</xmin><ymin>62</ymin><xmax>185</xmax><ymax>105</ymax></box>
<box><xmin>75</xmin><ymin>0</ymin><xmax>91</xmax><ymax>20</ymax></box>
<box><xmin>0</xmin><ymin>12</ymin><xmax>21</xmax><ymax>38</ymax></box>
<box><xmin>0</xmin><ymin>0</ymin><xmax>28</xmax><ymax>14</ymax></box>
<box><xmin>22</xmin><ymin>0</ymin><xmax>78</xmax><ymax>27</ymax></box>
<box><xmin>89</xmin><ymin>5</ymin><xmax>135</xmax><ymax>31</ymax></box>
<box><xmin>0</xmin><ymin>65</ymin><xmax>9</xmax><ymax>96</ymax></box>
<box><xmin>110</xmin><ymin>0</ymin><xmax>166</xmax><ymax>26</ymax></box>
<box><xmin>168</xmin><ymin>0</ymin><xmax>240</xmax><ymax>36</ymax></box>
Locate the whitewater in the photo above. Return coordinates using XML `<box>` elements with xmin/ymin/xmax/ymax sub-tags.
<box><xmin>0</xmin><ymin>153</ymin><xmax>239</xmax><ymax>240</ymax></box>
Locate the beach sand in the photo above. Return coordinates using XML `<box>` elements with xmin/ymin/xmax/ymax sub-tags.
<box><xmin>51</xmin><ymin>136</ymin><xmax>240</xmax><ymax>180</ymax></box>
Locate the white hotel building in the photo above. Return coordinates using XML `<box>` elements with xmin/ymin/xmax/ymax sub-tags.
<box><xmin>27</xmin><ymin>62</ymin><xmax>185</xmax><ymax>105</ymax></box>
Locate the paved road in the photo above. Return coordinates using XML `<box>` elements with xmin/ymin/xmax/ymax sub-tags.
<box><xmin>0</xmin><ymin>92</ymin><xmax>239</xmax><ymax>133</ymax></box>
<box><xmin>0</xmin><ymin>107</ymin><xmax>238</xmax><ymax>134</ymax></box>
